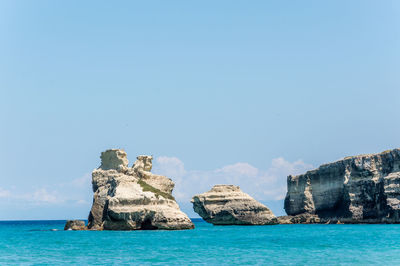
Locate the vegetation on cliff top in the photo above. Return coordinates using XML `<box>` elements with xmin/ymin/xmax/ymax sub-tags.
<box><xmin>137</xmin><ymin>179</ymin><xmax>175</xmax><ymax>200</ymax></box>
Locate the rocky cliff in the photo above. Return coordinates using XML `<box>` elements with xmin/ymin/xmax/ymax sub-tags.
<box><xmin>88</xmin><ymin>149</ymin><xmax>194</xmax><ymax>230</ymax></box>
<box><xmin>284</xmin><ymin>148</ymin><xmax>400</xmax><ymax>223</ymax></box>
<box><xmin>192</xmin><ymin>185</ymin><xmax>277</xmax><ymax>225</ymax></box>
<box><xmin>64</xmin><ymin>220</ymin><xmax>87</xmax><ymax>230</ymax></box>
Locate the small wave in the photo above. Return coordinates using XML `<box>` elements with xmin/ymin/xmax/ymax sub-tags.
<box><xmin>28</xmin><ymin>229</ymin><xmax>60</xmax><ymax>232</ymax></box>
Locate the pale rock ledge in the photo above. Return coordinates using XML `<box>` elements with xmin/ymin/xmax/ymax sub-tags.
<box><xmin>191</xmin><ymin>185</ymin><xmax>278</xmax><ymax>225</ymax></box>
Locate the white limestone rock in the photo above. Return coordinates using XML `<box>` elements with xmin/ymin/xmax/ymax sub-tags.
<box><xmin>87</xmin><ymin>149</ymin><xmax>194</xmax><ymax>230</ymax></box>
<box><xmin>191</xmin><ymin>185</ymin><xmax>277</xmax><ymax>225</ymax></box>
<box><xmin>132</xmin><ymin>155</ymin><xmax>174</xmax><ymax>194</ymax></box>
<box><xmin>284</xmin><ymin>148</ymin><xmax>400</xmax><ymax>223</ymax></box>
<box><xmin>99</xmin><ymin>149</ymin><xmax>129</xmax><ymax>171</ymax></box>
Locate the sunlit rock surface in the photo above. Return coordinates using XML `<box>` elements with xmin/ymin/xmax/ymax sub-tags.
<box><xmin>284</xmin><ymin>148</ymin><xmax>400</xmax><ymax>223</ymax></box>
<box><xmin>192</xmin><ymin>185</ymin><xmax>277</xmax><ymax>225</ymax></box>
<box><xmin>87</xmin><ymin>149</ymin><xmax>194</xmax><ymax>230</ymax></box>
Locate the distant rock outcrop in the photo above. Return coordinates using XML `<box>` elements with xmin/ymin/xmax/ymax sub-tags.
<box><xmin>284</xmin><ymin>148</ymin><xmax>400</xmax><ymax>223</ymax></box>
<box><xmin>87</xmin><ymin>149</ymin><xmax>194</xmax><ymax>230</ymax></box>
<box><xmin>192</xmin><ymin>185</ymin><xmax>277</xmax><ymax>225</ymax></box>
<box><xmin>64</xmin><ymin>220</ymin><xmax>87</xmax><ymax>230</ymax></box>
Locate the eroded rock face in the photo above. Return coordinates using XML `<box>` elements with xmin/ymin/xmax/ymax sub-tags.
<box><xmin>99</xmin><ymin>149</ymin><xmax>129</xmax><ymax>171</ymax></box>
<box><xmin>284</xmin><ymin>148</ymin><xmax>400</xmax><ymax>223</ymax></box>
<box><xmin>87</xmin><ymin>149</ymin><xmax>194</xmax><ymax>230</ymax></box>
<box><xmin>132</xmin><ymin>155</ymin><xmax>174</xmax><ymax>194</ymax></box>
<box><xmin>277</xmin><ymin>214</ymin><xmax>320</xmax><ymax>224</ymax></box>
<box><xmin>64</xmin><ymin>220</ymin><xmax>87</xmax><ymax>230</ymax></box>
<box><xmin>192</xmin><ymin>185</ymin><xmax>277</xmax><ymax>225</ymax></box>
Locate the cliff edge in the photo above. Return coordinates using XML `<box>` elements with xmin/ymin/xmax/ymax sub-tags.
<box><xmin>284</xmin><ymin>148</ymin><xmax>400</xmax><ymax>223</ymax></box>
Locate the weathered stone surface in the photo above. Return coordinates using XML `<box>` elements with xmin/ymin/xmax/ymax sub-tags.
<box><xmin>99</xmin><ymin>149</ymin><xmax>129</xmax><ymax>171</ymax></box>
<box><xmin>87</xmin><ymin>149</ymin><xmax>194</xmax><ymax>230</ymax></box>
<box><xmin>277</xmin><ymin>214</ymin><xmax>320</xmax><ymax>224</ymax></box>
<box><xmin>64</xmin><ymin>220</ymin><xmax>87</xmax><ymax>230</ymax></box>
<box><xmin>192</xmin><ymin>185</ymin><xmax>277</xmax><ymax>225</ymax></box>
<box><xmin>132</xmin><ymin>155</ymin><xmax>174</xmax><ymax>194</ymax></box>
<box><xmin>284</xmin><ymin>148</ymin><xmax>400</xmax><ymax>223</ymax></box>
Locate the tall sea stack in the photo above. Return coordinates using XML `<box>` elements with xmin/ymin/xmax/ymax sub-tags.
<box><xmin>87</xmin><ymin>149</ymin><xmax>194</xmax><ymax>230</ymax></box>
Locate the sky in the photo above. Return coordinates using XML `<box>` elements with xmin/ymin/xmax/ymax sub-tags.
<box><xmin>0</xmin><ymin>0</ymin><xmax>399</xmax><ymax>219</ymax></box>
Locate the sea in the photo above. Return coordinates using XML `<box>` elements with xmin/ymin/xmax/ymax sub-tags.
<box><xmin>1</xmin><ymin>219</ymin><xmax>399</xmax><ymax>265</ymax></box>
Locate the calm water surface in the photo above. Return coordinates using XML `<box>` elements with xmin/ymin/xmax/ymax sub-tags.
<box><xmin>0</xmin><ymin>219</ymin><xmax>399</xmax><ymax>265</ymax></box>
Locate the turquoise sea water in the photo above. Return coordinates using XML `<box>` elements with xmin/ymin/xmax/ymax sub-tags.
<box><xmin>1</xmin><ymin>219</ymin><xmax>400</xmax><ymax>265</ymax></box>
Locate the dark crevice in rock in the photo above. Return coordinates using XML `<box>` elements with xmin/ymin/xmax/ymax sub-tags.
<box><xmin>140</xmin><ymin>218</ymin><xmax>158</xmax><ymax>230</ymax></box>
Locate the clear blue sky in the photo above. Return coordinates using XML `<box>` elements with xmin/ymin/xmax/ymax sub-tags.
<box><xmin>0</xmin><ymin>0</ymin><xmax>399</xmax><ymax>219</ymax></box>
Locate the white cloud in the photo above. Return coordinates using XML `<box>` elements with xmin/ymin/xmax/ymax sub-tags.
<box><xmin>154</xmin><ymin>156</ymin><xmax>186</xmax><ymax>178</ymax></box>
<box><xmin>31</xmin><ymin>188</ymin><xmax>61</xmax><ymax>204</ymax></box>
<box><xmin>0</xmin><ymin>173</ymin><xmax>93</xmax><ymax>207</ymax></box>
<box><xmin>71</xmin><ymin>173</ymin><xmax>92</xmax><ymax>188</ymax></box>
<box><xmin>217</xmin><ymin>163</ymin><xmax>259</xmax><ymax>177</ymax></box>
<box><xmin>0</xmin><ymin>187</ymin><xmax>11</xmax><ymax>198</ymax></box>
<box><xmin>153</xmin><ymin>156</ymin><xmax>313</xmax><ymax>203</ymax></box>
<box><xmin>76</xmin><ymin>199</ymin><xmax>89</xmax><ymax>205</ymax></box>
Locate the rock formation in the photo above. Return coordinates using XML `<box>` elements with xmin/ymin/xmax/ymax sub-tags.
<box><xmin>64</xmin><ymin>220</ymin><xmax>87</xmax><ymax>230</ymax></box>
<box><xmin>87</xmin><ymin>149</ymin><xmax>194</xmax><ymax>230</ymax></box>
<box><xmin>192</xmin><ymin>185</ymin><xmax>277</xmax><ymax>225</ymax></box>
<box><xmin>284</xmin><ymin>148</ymin><xmax>400</xmax><ymax>223</ymax></box>
<box><xmin>277</xmin><ymin>214</ymin><xmax>320</xmax><ymax>224</ymax></box>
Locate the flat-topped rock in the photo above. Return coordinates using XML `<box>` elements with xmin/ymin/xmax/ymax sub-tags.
<box><xmin>88</xmin><ymin>149</ymin><xmax>194</xmax><ymax>230</ymax></box>
<box><xmin>284</xmin><ymin>148</ymin><xmax>400</xmax><ymax>223</ymax></box>
<box><xmin>191</xmin><ymin>185</ymin><xmax>277</xmax><ymax>225</ymax></box>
